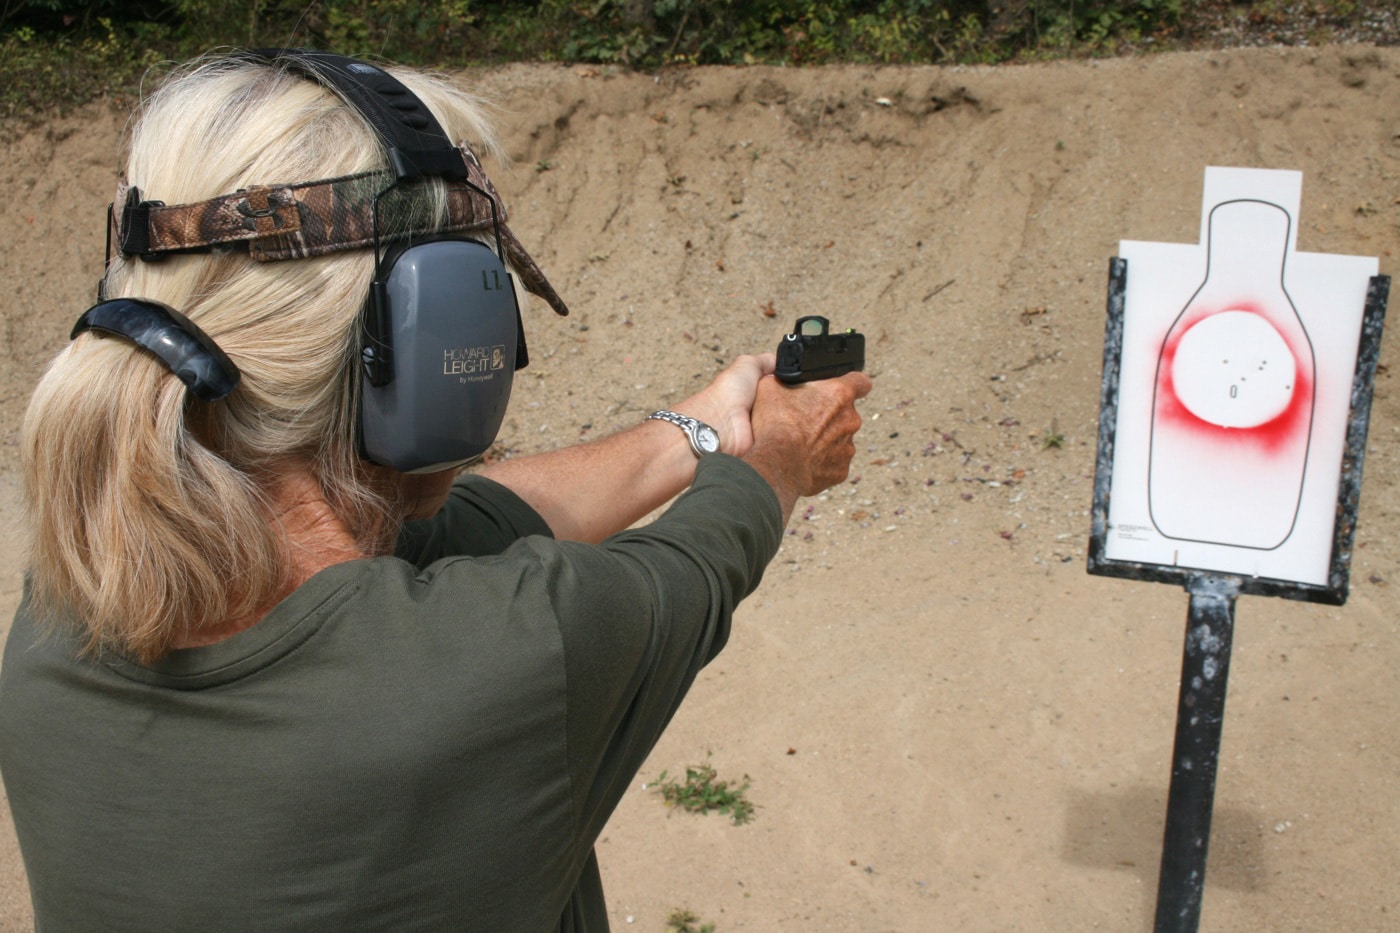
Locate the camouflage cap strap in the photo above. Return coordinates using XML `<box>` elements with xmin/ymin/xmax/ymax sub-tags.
<box><xmin>114</xmin><ymin>180</ymin><xmax>305</xmax><ymax>256</ymax></box>
<box><xmin>246</xmin><ymin>170</ymin><xmax>501</xmax><ymax>261</ymax></box>
<box><xmin>114</xmin><ymin>146</ymin><xmax>506</xmax><ymax>260</ymax></box>
<box><xmin>497</xmin><ymin>223</ymin><xmax>569</xmax><ymax>322</ymax></box>
<box><xmin>111</xmin><ymin>144</ymin><xmax>569</xmax><ymax>316</ymax></box>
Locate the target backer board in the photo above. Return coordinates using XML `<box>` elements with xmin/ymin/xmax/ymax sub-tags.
<box><xmin>1093</xmin><ymin>166</ymin><xmax>1381</xmax><ymax>595</ymax></box>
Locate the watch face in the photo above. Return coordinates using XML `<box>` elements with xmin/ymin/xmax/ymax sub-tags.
<box><xmin>696</xmin><ymin>425</ymin><xmax>721</xmax><ymax>454</ymax></box>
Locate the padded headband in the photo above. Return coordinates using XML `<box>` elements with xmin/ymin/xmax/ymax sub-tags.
<box><xmin>241</xmin><ymin>48</ymin><xmax>467</xmax><ymax>182</ymax></box>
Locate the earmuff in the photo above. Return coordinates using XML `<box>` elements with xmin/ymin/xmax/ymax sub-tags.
<box><xmin>81</xmin><ymin>48</ymin><xmax>565</xmax><ymax>474</ymax></box>
<box><xmin>243</xmin><ymin>48</ymin><xmax>525</xmax><ymax>473</ymax></box>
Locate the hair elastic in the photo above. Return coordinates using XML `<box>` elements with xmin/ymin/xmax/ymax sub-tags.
<box><xmin>70</xmin><ymin>298</ymin><xmax>241</xmax><ymax>402</ymax></box>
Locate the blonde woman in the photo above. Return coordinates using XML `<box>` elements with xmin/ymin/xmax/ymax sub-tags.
<box><xmin>0</xmin><ymin>49</ymin><xmax>869</xmax><ymax>931</ymax></box>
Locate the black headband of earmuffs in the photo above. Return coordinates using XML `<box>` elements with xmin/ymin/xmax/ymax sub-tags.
<box><xmin>71</xmin><ymin>299</ymin><xmax>241</xmax><ymax>402</ymax></box>
<box><xmin>241</xmin><ymin>48</ymin><xmax>470</xmax><ymax>184</ymax></box>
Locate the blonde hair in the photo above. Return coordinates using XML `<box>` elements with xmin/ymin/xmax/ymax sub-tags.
<box><xmin>21</xmin><ymin>53</ymin><xmax>500</xmax><ymax>662</ymax></box>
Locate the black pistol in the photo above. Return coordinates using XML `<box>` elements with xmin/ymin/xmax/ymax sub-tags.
<box><xmin>774</xmin><ymin>316</ymin><xmax>865</xmax><ymax>384</ymax></box>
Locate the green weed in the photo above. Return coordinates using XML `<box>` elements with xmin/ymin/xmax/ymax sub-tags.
<box><xmin>652</xmin><ymin>755</ymin><xmax>755</xmax><ymax>825</ymax></box>
<box><xmin>665</xmin><ymin>908</ymin><xmax>716</xmax><ymax>933</ymax></box>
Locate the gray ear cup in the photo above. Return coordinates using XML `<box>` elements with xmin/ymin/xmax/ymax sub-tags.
<box><xmin>358</xmin><ymin>238</ymin><xmax>520</xmax><ymax>473</ymax></box>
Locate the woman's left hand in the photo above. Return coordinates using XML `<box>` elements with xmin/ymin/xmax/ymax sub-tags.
<box><xmin>673</xmin><ymin>352</ymin><xmax>775</xmax><ymax>457</ymax></box>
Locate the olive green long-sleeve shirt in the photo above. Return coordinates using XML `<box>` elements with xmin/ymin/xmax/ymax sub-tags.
<box><xmin>0</xmin><ymin>454</ymin><xmax>782</xmax><ymax>932</ymax></box>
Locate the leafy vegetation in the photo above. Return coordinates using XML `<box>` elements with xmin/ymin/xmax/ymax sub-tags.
<box><xmin>665</xmin><ymin>907</ymin><xmax>717</xmax><ymax>933</ymax></box>
<box><xmin>0</xmin><ymin>0</ymin><xmax>1393</xmax><ymax>132</ymax></box>
<box><xmin>651</xmin><ymin>756</ymin><xmax>756</xmax><ymax>825</ymax></box>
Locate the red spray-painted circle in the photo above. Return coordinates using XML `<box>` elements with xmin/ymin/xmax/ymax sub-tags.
<box><xmin>1155</xmin><ymin>301</ymin><xmax>1314</xmax><ymax>454</ymax></box>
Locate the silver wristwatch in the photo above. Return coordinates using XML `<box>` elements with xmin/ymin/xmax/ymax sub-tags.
<box><xmin>647</xmin><ymin>410</ymin><xmax>721</xmax><ymax>457</ymax></box>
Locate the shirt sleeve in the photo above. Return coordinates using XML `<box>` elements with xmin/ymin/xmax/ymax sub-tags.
<box><xmin>509</xmin><ymin>454</ymin><xmax>784</xmax><ymax>846</ymax></box>
<box><xmin>395</xmin><ymin>474</ymin><xmax>555</xmax><ymax>568</ymax></box>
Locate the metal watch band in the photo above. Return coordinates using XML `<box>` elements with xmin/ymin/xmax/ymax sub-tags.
<box><xmin>646</xmin><ymin>410</ymin><xmax>720</xmax><ymax>457</ymax></box>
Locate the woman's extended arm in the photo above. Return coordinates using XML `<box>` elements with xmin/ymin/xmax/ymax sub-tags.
<box><xmin>476</xmin><ymin>353</ymin><xmax>774</xmax><ymax>543</ymax></box>
<box><xmin>476</xmin><ymin>351</ymin><xmax>871</xmax><ymax>543</ymax></box>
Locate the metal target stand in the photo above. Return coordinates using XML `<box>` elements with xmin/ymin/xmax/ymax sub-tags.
<box><xmin>1087</xmin><ymin>258</ymin><xmax>1390</xmax><ymax>932</ymax></box>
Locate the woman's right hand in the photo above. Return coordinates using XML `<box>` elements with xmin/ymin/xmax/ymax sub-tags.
<box><xmin>742</xmin><ymin>370</ymin><xmax>873</xmax><ymax>519</ymax></box>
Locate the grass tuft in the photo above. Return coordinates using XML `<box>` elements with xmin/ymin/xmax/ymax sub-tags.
<box><xmin>651</xmin><ymin>754</ymin><xmax>755</xmax><ymax>826</ymax></box>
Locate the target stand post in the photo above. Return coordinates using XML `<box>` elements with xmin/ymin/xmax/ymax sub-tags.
<box><xmin>1153</xmin><ymin>574</ymin><xmax>1238</xmax><ymax>933</ymax></box>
